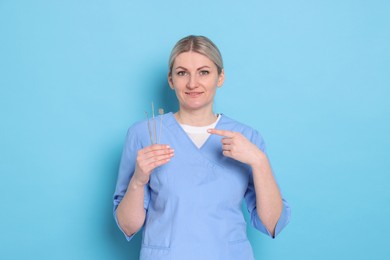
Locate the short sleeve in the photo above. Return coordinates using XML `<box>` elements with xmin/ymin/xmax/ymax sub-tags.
<box><xmin>244</xmin><ymin>130</ymin><xmax>291</xmax><ymax>238</ymax></box>
<box><xmin>113</xmin><ymin>126</ymin><xmax>151</xmax><ymax>241</ymax></box>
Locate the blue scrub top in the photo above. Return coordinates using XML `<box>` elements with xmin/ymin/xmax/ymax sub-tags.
<box><xmin>113</xmin><ymin>113</ymin><xmax>291</xmax><ymax>260</ymax></box>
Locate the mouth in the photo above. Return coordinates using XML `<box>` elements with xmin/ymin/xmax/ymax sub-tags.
<box><xmin>185</xmin><ymin>91</ymin><xmax>204</xmax><ymax>97</ymax></box>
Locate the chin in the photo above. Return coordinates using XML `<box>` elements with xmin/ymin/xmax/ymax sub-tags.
<box><xmin>181</xmin><ymin>101</ymin><xmax>212</xmax><ymax>111</ymax></box>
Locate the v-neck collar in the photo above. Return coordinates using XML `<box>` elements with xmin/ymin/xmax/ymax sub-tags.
<box><xmin>165</xmin><ymin>112</ymin><xmax>223</xmax><ymax>150</ymax></box>
<box><xmin>163</xmin><ymin>112</ymin><xmax>225</xmax><ymax>167</ymax></box>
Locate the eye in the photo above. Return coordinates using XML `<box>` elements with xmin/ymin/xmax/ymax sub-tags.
<box><xmin>199</xmin><ymin>70</ymin><xmax>209</xmax><ymax>76</ymax></box>
<box><xmin>176</xmin><ymin>71</ymin><xmax>187</xmax><ymax>76</ymax></box>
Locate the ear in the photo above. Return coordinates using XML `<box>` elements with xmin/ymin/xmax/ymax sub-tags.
<box><xmin>217</xmin><ymin>69</ymin><xmax>225</xmax><ymax>87</ymax></box>
<box><xmin>168</xmin><ymin>73</ymin><xmax>174</xmax><ymax>89</ymax></box>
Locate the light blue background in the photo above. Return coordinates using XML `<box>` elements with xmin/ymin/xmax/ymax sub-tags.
<box><xmin>1</xmin><ymin>0</ymin><xmax>389</xmax><ymax>259</ymax></box>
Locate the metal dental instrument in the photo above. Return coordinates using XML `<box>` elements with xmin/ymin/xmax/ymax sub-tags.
<box><xmin>145</xmin><ymin>111</ymin><xmax>154</xmax><ymax>145</ymax></box>
<box><xmin>145</xmin><ymin>103</ymin><xmax>164</xmax><ymax>145</ymax></box>
<box><xmin>152</xmin><ymin>102</ymin><xmax>157</xmax><ymax>144</ymax></box>
<box><xmin>158</xmin><ymin>108</ymin><xmax>164</xmax><ymax>144</ymax></box>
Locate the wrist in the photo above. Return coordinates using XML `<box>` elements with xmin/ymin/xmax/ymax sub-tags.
<box><xmin>130</xmin><ymin>175</ymin><xmax>147</xmax><ymax>190</ymax></box>
<box><xmin>250</xmin><ymin>150</ymin><xmax>269</xmax><ymax>170</ymax></box>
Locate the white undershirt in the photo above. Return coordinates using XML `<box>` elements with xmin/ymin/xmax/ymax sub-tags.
<box><xmin>180</xmin><ymin>114</ymin><xmax>222</xmax><ymax>148</ymax></box>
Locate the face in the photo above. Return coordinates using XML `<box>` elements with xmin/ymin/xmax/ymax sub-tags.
<box><xmin>168</xmin><ymin>51</ymin><xmax>224</xmax><ymax>113</ymax></box>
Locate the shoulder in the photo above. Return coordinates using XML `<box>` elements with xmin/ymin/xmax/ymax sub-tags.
<box><xmin>127</xmin><ymin>112</ymin><xmax>172</xmax><ymax>133</ymax></box>
<box><xmin>125</xmin><ymin>118</ymin><xmax>148</xmax><ymax>138</ymax></box>
<box><xmin>219</xmin><ymin>114</ymin><xmax>258</xmax><ymax>135</ymax></box>
<box><xmin>125</xmin><ymin>112</ymin><xmax>174</xmax><ymax>146</ymax></box>
<box><xmin>123</xmin><ymin>118</ymin><xmax>151</xmax><ymax>148</ymax></box>
<box><xmin>219</xmin><ymin>114</ymin><xmax>266</xmax><ymax>150</ymax></box>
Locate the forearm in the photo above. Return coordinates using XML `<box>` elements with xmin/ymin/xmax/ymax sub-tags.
<box><xmin>251</xmin><ymin>152</ymin><xmax>283</xmax><ymax>237</ymax></box>
<box><xmin>116</xmin><ymin>176</ymin><xmax>146</xmax><ymax>237</ymax></box>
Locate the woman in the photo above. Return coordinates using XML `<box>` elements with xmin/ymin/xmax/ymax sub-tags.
<box><xmin>113</xmin><ymin>35</ymin><xmax>291</xmax><ymax>259</ymax></box>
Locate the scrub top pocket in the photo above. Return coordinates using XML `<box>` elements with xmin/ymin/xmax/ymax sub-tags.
<box><xmin>228</xmin><ymin>239</ymin><xmax>255</xmax><ymax>260</ymax></box>
<box><xmin>140</xmin><ymin>245</ymin><xmax>170</xmax><ymax>260</ymax></box>
<box><xmin>143</xmin><ymin>168</ymin><xmax>173</xmax><ymax>250</ymax></box>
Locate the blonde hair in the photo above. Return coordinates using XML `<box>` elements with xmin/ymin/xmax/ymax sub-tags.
<box><xmin>168</xmin><ymin>35</ymin><xmax>224</xmax><ymax>75</ymax></box>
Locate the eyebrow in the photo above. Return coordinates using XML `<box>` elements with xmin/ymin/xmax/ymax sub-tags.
<box><xmin>175</xmin><ymin>66</ymin><xmax>211</xmax><ymax>70</ymax></box>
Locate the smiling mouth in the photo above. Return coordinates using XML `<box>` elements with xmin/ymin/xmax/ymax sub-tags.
<box><xmin>185</xmin><ymin>92</ymin><xmax>204</xmax><ymax>97</ymax></box>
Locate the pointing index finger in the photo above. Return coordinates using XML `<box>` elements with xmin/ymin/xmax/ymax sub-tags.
<box><xmin>207</xmin><ymin>128</ymin><xmax>235</xmax><ymax>138</ymax></box>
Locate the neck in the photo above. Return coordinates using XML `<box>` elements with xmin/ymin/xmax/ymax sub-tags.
<box><xmin>175</xmin><ymin>109</ymin><xmax>217</xmax><ymax>126</ymax></box>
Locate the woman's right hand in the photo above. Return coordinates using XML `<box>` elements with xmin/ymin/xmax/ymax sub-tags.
<box><xmin>132</xmin><ymin>144</ymin><xmax>174</xmax><ymax>186</ymax></box>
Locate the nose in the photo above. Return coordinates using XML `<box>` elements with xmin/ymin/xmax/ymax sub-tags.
<box><xmin>186</xmin><ymin>74</ymin><xmax>198</xmax><ymax>89</ymax></box>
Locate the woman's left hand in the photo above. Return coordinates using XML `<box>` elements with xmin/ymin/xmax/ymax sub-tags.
<box><xmin>208</xmin><ymin>128</ymin><xmax>264</xmax><ymax>167</ymax></box>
